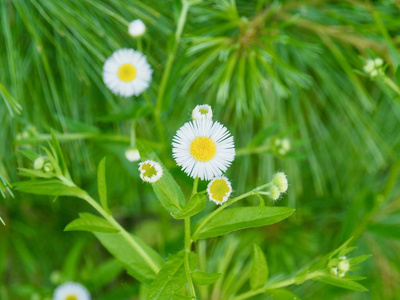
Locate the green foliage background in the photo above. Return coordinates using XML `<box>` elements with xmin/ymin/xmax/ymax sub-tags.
<box><xmin>1</xmin><ymin>0</ymin><xmax>400</xmax><ymax>299</ymax></box>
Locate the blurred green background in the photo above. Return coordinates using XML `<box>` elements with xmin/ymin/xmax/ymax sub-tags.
<box><xmin>1</xmin><ymin>0</ymin><xmax>400</xmax><ymax>299</ymax></box>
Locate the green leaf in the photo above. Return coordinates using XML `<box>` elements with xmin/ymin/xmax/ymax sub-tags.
<box><xmin>250</xmin><ymin>244</ymin><xmax>269</xmax><ymax>289</ymax></box>
<box><xmin>172</xmin><ymin>295</ymin><xmax>194</xmax><ymax>300</ymax></box>
<box><xmin>265</xmin><ymin>289</ymin><xmax>302</xmax><ymax>300</ymax></box>
<box><xmin>97</xmin><ymin>157</ymin><xmax>110</xmax><ymax>214</ymax></box>
<box><xmin>173</xmin><ymin>193</ymin><xmax>206</xmax><ymax>219</ymax></box>
<box><xmin>50</xmin><ymin>129</ymin><xmax>70</xmax><ymax>179</ymax></box>
<box><xmin>193</xmin><ymin>206</ymin><xmax>294</xmax><ymax>240</ymax></box>
<box><xmin>64</xmin><ymin>213</ymin><xmax>118</xmax><ymax>233</ymax></box>
<box><xmin>349</xmin><ymin>254</ymin><xmax>372</xmax><ymax>266</ymax></box>
<box><xmin>368</xmin><ymin>223</ymin><xmax>400</xmax><ymax>240</ymax></box>
<box><xmin>13</xmin><ymin>180</ymin><xmax>84</xmax><ymax>198</ymax></box>
<box><xmin>315</xmin><ymin>276</ymin><xmax>368</xmax><ymax>291</ymax></box>
<box><xmin>147</xmin><ymin>251</ymin><xmax>196</xmax><ymax>300</ymax></box>
<box><xmin>137</xmin><ymin>141</ymin><xmax>185</xmax><ymax>215</ymax></box>
<box><xmin>18</xmin><ymin>168</ymin><xmax>55</xmax><ymax>179</ymax></box>
<box><xmin>94</xmin><ymin>231</ymin><xmax>163</xmax><ymax>284</ymax></box>
<box><xmin>191</xmin><ymin>271</ymin><xmax>221</xmax><ymax>285</ymax></box>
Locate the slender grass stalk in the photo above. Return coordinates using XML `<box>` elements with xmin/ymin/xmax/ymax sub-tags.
<box><xmin>154</xmin><ymin>0</ymin><xmax>190</xmax><ymax>141</ymax></box>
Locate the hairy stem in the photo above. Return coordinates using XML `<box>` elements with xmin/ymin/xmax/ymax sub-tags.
<box><xmin>79</xmin><ymin>190</ymin><xmax>161</xmax><ymax>274</ymax></box>
<box><xmin>184</xmin><ymin>176</ymin><xmax>199</xmax><ymax>297</ymax></box>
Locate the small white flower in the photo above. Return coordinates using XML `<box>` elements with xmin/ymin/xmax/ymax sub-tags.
<box><xmin>53</xmin><ymin>282</ymin><xmax>90</xmax><ymax>300</ymax></box>
<box><xmin>192</xmin><ymin>104</ymin><xmax>213</xmax><ymax>121</ymax></box>
<box><xmin>103</xmin><ymin>48</ymin><xmax>152</xmax><ymax>97</ymax></box>
<box><xmin>172</xmin><ymin>119</ymin><xmax>235</xmax><ymax>180</ymax></box>
<box><xmin>207</xmin><ymin>176</ymin><xmax>232</xmax><ymax>205</ymax></box>
<box><xmin>125</xmin><ymin>147</ymin><xmax>141</xmax><ymax>162</ymax></box>
<box><xmin>128</xmin><ymin>19</ymin><xmax>146</xmax><ymax>37</ymax></box>
<box><xmin>269</xmin><ymin>185</ymin><xmax>280</xmax><ymax>201</ymax></box>
<box><xmin>139</xmin><ymin>160</ymin><xmax>163</xmax><ymax>183</ymax></box>
<box><xmin>272</xmin><ymin>172</ymin><xmax>288</xmax><ymax>193</ymax></box>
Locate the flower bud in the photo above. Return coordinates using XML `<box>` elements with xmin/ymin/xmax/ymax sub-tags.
<box><xmin>272</xmin><ymin>172</ymin><xmax>288</xmax><ymax>193</ymax></box>
<box><xmin>269</xmin><ymin>185</ymin><xmax>280</xmax><ymax>201</ymax></box>
<box><xmin>125</xmin><ymin>147</ymin><xmax>141</xmax><ymax>162</ymax></box>
<box><xmin>33</xmin><ymin>157</ymin><xmax>46</xmax><ymax>170</ymax></box>
<box><xmin>129</xmin><ymin>19</ymin><xmax>146</xmax><ymax>37</ymax></box>
<box><xmin>43</xmin><ymin>163</ymin><xmax>54</xmax><ymax>173</ymax></box>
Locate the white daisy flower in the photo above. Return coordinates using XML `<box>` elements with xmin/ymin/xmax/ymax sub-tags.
<box><xmin>125</xmin><ymin>147</ymin><xmax>141</xmax><ymax>162</ymax></box>
<box><xmin>172</xmin><ymin>119</ymin><xmax>235</xmax><ymax>180</ymax></box>
<box><xmin>192</xmin><ymin>104</ymin><xmax>213</xmax><ymax>121</ymax></box>
<box><xmin>53</xmin><ymin>282</ymin><xmax>90</xmax><ymax>300</ymax></box>
<box><xmin>139</xmin><ymin>160</ymin><xmax>163</xmax><ymax>183</ymax></box>
<box><xmin>103</xmin><ymin>48</ymin><xmax>152</xmax><ymax>97</ymax></box>
<box><xmin>207</xmin><ymin>176</ymin><xmax>232</xmax><ymax>205</ymax></box>
<box><xmin>129</xmin><ymin>19</ymin><xmax>146</xmax><ymax>37</ymax></box>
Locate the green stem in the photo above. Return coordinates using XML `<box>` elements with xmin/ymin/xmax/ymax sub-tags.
<box><xmin>192</xmin><ymin>182</ymin><xmax>272</xmax><ymax>239</ymax></box>
<box><xmin>383</xmin><ymin>76</ymin><xmax>400</xmax><ymax>96</ymax></box>
<box><xmin>79</xmin><ymin>190</ymin><xmax>160</xmax><ymax>274</ymax></box>
<box><xmin>184</xmin><ymin>177</ymin><xmax>199</xmax><ymax>297</ymax></box>
<box><xmin>232</xmin><ymin>271</ymin><xmax>322</xmax><ymax>300</ymax></box>
<box><xmin>154</xmin><ymin>0</ymin><xmax>190</xmax><ymax>140</ymax></box>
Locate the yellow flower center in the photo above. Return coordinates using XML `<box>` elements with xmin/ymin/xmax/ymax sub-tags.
<box><xmin>141</xmin><ymin>163</ymin><xmax>157</xmax><ymax>178</ymax></box>
<box><xmin>65</xmin><ymin>295</ymin><xmax>78</xmax><ymax>300</ymax></box>
<box><xmin>190</xmin><ymin>137</ymin><xmax>216</xmax><ymax>161</ymax></box>
<box><xmin>199</xmin><ymin>108</ymin><xmax>209</xmax><ymax>115</ymax></box>
<box><xmin>118</xmin><ymin>64</ymin><xmax>136</xmax><ymax>82</ymax></box>
<box><xmin>209</xmin><ymin>179</ymin><xmax>230</xmax><ymax>202</ymax></box>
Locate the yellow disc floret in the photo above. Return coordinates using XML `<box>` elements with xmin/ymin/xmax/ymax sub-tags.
<box><xmin>141</xmin><ymin>162</ymin><xmax>157</xmax><ymax>178</ymax></box>
<box><xmin>208</xmin><ymin>178</ymin><xmax>231</xmax><ymax>203</ymax></box>
<box><xmin>65</xmin><ymin>295</ymin><xmax>78</xmax><ymax>300</ymax></box>
<box><xmin>118</xmin><ymin>63</ymin><xmax>136</xmax><ymax>82</ymax></box>
<box><xmin>190</xmin><ymin>137</ymin><xmax>216</xmax><ymax>161</ymax></box>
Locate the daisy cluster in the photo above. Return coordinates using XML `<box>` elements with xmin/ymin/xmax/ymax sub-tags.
<box><xmin>173</xmin><ymin>105</ymin><xmax>235</xmax><ymax>205</ymax></box>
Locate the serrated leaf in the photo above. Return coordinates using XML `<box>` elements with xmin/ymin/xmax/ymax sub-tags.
<box><xmin>137</xmin><ymin>141</ymin><xmax>185</xmax><ymax>214</ymax></box>
<box><xmin>173</xmin><ymin>193</ymin><xmax>206</xmax><ymax>219</ymax></box>
<box><xmin>265</xmin><ymin>289</ymin><xmax>302</xmax><ymax>300</ymax></box>
<box><xmin>94</xmin><ymin>231</ymin><xmax>163</xmax><ymax>284</ymax></box>
<box><xmin>147</xmin><ymin>251</ymin><xmax>197</xmax><ymax>300</ymax></box>
<box><xmin>193</xmin><ymin>206</ymin><xmax>294</xmax><ymax>240</ymax></box>
<box><xmin>250</xmin><ymin>244</ymin><xmax>268</xmax><ymax>289</ymax></box>
<box><xmin>64</xmin><ymin>213</ymin><xmax>118</xmax><ymax>233</ymax></box>
<box><xmin>97</xmin><ymin>157</ymin><xmax>110</xmax><ymax>214</ymax></box>
<box><xmin>191</xmin><ymin>271</ymin><xmax>221</xmax><ymax>285</ymax></box>
<box><xmin>315</xmin><ymin>276</ymin><xmax>368</xmax><ymax>291</ymax></box>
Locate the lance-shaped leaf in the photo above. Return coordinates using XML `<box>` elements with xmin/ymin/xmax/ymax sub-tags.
<box><xmin>250</xmin><ymin>244</ymin><xmax>269</xmax><ymax>289</ymax></box>
<box><xmin>193</xmin><ymin>206</ymin><xmax>294</xmax><ymax>240</ymax></box>
<box><xmin>13</xmin><ymin>180</ymin><xmax>84</xmax><ymax>198</ymax></box>
<box><xmin>65</xmin><ymin>213</ymin><xmax>118</xmax><ymax>233</ymax></box>
<box><xmin>191</xmin><ymin>271</ymin><xmax>221</xmax><ymax>285</ymax></box>
<box><xmin>315</xmin><ymin>275</ymin><xmax>368</xmax><ymax>291</ymax></box>
<box><xmin>137</xmin><ymin>141</ymin><xmax>185</xmax><ymax>215</ymax></box>
<box><xmin>94</xmin><ymin>231</ymin><xmax>164</xmax><ymax>285</ymax></box>
<box><xmin>265</xmin><ymin>289</ymin><xmax>302</xmax><ymax>300</ymax></box>
<box><xmin>97</xmin><ymin>157</ymin><xmax>110</xmax><ymax>214</ymax></box>
<box><xmin>147</xmin><ymin>251</ymin><xmax>198</xmax><ymax>300</ymax></box>
<box><xmin>173</xmin><ymin>193</ymin><xmax>206</xmax><ymax>219</ymax></box>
